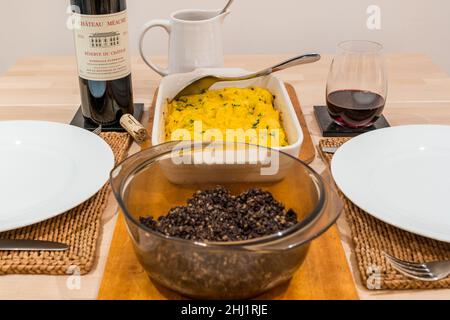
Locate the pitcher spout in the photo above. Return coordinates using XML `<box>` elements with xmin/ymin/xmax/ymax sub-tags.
<box><xmin>214</xmin><ymin>10</ymin><xmax>231</xmax><ymax>23</ymax></box>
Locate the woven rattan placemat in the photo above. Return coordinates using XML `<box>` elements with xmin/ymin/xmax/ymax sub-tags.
<box><xmin>0</xmin><ymin>133</ymin><xmax>131</xmax><ymax>275</ymax></box>
<box><xmin>320</xmin><ymin>138</ymin><xmax>450</xmax><ymax>290</ymax></box>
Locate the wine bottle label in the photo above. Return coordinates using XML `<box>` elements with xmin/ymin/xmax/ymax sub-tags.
<box><xmin>72</xmin><ymin>10</ymin><xmax>131</xmax><ymax>81</ymax></box>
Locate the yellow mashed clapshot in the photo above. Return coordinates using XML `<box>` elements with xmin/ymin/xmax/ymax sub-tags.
<box><xmin>165</xmin><ymin>87</ymin><xmax>288</xmax><ymax>147</ymax></box>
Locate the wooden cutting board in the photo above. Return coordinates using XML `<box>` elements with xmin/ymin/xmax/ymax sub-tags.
<box><xmin>284</xmin><ymin>83</ymin><xmax>316</xmax><ymax>164</ymax></box>
<box><xmin>98</xmin><ymin>84</ymin><xmax>357</xmax><ymax>300</ymax></box>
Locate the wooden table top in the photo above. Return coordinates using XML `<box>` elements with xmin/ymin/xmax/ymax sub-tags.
<box><xmin>0</xmin><ymin>54</ymin><xmax>449</xmax><ymax>299</ymax></box>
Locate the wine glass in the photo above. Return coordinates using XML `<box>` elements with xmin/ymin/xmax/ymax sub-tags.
<box><xmin>326</xmin><ymin>41</ymin><xmax>388</xmax><ymax>128</ymax></box>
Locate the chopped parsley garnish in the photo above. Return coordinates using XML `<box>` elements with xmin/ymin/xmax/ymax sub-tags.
<box><xmin>252</xmin><ymin>119</ymin><xmax>260</xmax><ymax>129</ymax></box>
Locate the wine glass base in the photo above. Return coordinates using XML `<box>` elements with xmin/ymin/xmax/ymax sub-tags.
<box><xmin>314</xmin><ymin>106</ymin><xmax>390</xmax><ymax>137</ymax></box>
<box><xmin>331</xmin><ymin>117</ymin><xmax>377</xmax><ymax>129</ymax></box>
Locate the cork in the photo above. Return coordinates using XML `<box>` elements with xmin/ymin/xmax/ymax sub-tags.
<box><xmin>120</xmin><ymin>114</ymin><xmax>149</xmax><ymax>144</ymax></box>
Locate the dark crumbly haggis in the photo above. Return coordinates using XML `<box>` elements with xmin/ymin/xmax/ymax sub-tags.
<box><xmin>139</xmin><ymin>186</ymin><xmax>298</xmax><ymax>242</ymax></box>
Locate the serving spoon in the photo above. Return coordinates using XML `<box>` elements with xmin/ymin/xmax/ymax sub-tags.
<box><xmin>172</xmin><ymin>53</ymin><xmax>321</xmax><ymax>101</ymax></box>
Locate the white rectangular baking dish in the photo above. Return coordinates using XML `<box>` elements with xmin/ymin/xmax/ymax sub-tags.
<box><xmin>152</xmin><ymin>68</ymin><xmax>303</xmax><ymax>157</ymax></box>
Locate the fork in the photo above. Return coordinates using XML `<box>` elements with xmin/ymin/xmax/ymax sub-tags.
<box><xmin>384</xmin><ymin>252</ymin><xmax>450</xmax><ymax>281</ymax></box>
<box><xmin>92</xmin><ymin>125</ymin><xmax>102</xmax><ymax>136</ymax></box>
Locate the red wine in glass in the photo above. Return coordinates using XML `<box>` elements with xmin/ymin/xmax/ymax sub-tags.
<box><xmin>326</xmin><ymin>41</ymin><xmax>387</xmax><ymax>128</ymax></box>
<box><xmin>326</xmin><ymin>89</ymin><xmax>386</xmax><ymax>128</ymax></box>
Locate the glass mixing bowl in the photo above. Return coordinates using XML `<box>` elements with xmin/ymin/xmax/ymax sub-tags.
<box><xmin>110</xmin><ymin>141</ymin><xmax>341</xmax><ymax>299</ymax></box>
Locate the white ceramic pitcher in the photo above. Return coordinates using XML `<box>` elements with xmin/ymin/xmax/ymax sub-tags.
<box><xmin>139</xmin><ymin>9</ymin><xmax>230</xmax><ymax>76</ymax></box>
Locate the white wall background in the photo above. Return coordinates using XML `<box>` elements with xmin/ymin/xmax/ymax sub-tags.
<box><xmin>0</xmin><ymin>0</ymin><xmax>449</xmax><ymax>75</ymax></box>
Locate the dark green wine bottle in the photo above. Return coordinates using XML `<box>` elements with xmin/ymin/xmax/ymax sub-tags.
<box><xmin>70</xmin><ymin>0</ymin><xmax>134</xmax><ymax>125</ymax></box>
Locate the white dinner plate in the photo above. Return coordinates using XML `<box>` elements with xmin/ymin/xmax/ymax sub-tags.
<box><xmin>0</xmin><ymin>121</ymin><xmax>114</xmax><ymax>232</ymax></box>
<box><xmin>331</xmin><ymin>125</ymin><xmax>450</xmax><ymax>243</ymax></box>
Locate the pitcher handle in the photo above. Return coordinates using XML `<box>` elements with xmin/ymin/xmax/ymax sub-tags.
<box><xmin>139</xmin><ymin>19</ymin><xmax>171</xmax><ymax>77</ymax></box>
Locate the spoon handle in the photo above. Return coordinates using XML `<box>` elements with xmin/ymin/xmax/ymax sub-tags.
<box><xmin>270</xmin><ymin>53</ymin><xmax>321</xmax><ymax>73</ymax></box>
<box><xmin>221</xmin><ymin>54</ymin><xmax>321</xmax><ymax>82</ymax></box>
<box><xmin>255</xmin><ymin>53</ymin><xmax>321</xmax><ymax>77</ymax></box>
<box><xmin>220</xmin><ymin>0</ymin><xmax>235</xmax><ymax>14</ymax></box>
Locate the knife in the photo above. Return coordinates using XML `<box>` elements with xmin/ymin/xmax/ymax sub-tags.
<box><xmin>321</xmin><ymin>146</ymin><xmax>339</xmax><ymax>154</ymax></box>
<box><xmin>0</xmin><ymin>239</ymin><xmax>69</xmax><ymax>251</ymax></box>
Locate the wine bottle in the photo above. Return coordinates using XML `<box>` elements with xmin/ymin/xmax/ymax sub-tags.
<box><xmin>70</xmin><ymin>0</ymin><xmax>134</xmax><ymax>125</ymax></box>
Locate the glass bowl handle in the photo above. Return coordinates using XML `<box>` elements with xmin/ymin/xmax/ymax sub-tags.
<box><xmin>252</xmin><ymin>169</ymin><xmax>343</xmax><ymax>251</ymax></box>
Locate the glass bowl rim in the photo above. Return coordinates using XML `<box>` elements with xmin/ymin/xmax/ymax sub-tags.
<box><xmin>110</xmin><ymin>141</ymin><xmax>328</xmax><ymax>248</ymax></box>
